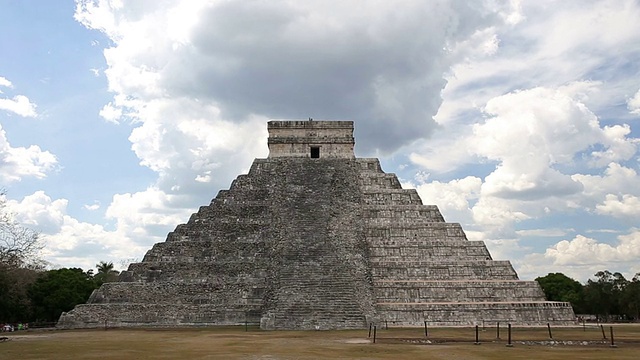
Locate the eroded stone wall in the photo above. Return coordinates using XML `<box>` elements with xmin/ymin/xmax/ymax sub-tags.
<box><xmin>267</xmin><ymin>120</ymin><xmax>355</xmax><ymax>158</ymax></box>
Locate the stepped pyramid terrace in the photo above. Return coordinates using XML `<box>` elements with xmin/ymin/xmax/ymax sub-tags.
<box><xmin>58</xmin><ymin>120</ymin><xmax>576</xmax><ymax>330</ymax></box>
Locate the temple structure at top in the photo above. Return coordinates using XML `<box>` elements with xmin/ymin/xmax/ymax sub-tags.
<box><xmin>267</xmin><ymin>120</ymin><xmax>355</xmax><ymax>158</ymax></box>
<box><xmin>58</xmin><ymin>119</ymin><xmax>576</xmax><ymax>330</ymax></box>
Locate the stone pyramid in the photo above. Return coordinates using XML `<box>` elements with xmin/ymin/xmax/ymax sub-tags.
<box><xmin>58</xmin><ymin>120</ymin><xmax>576</xmax><ymax>330</ymax></box>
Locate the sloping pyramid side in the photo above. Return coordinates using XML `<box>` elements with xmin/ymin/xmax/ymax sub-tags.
<box><xmin>356</xmin><ymin>158</ymin><xmax>576</xmax><ymax>326</ymax></box>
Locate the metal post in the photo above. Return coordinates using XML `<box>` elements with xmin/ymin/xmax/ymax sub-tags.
<box><xmin>496</xmin><ymin>322</ymin><xmax>500</xmax><ymax>339</ymax></box>
<box><xmin>245</xmin><ymin>320</ymin><xmax>248</xmax><ymax>332</ymax></box>
<box><xmin>474</xmin><ymin>325</ymin><xmax>480</xmax><ymax>345</ymax></box>
<box><xmin>368</xmin><ymin>323</ymin><xmax>372</xmax><ymax>338</ymax></box>
<box><xmin>424</xmin><ymin>321</ymin><xmax>428</xmax><ymax>338</ymax></box>
<box><xmin>385</xmin><ymin>320</ymin><xmax>388</xmax><ymax>330</ymax></box>
<box><xmin>547</xmin><ymin>323</ymin><xmax>553</xmax><ymax>339</ymax></box>
<box><xmin>506</xmin><ymin>323</ymin><xmax>513</xmax><ymax>347</ymax></box>
<box><xmin>601</xmin><ymin>324</ymin><xmax>607</xmax><ymax>339</ymax></box>
<box><xmin>373</xmin><ymin>325</ymin><xmax>377</xmax><ymax>344</ymax></box>
<box><xmin>609</xmin><ymin>326</ymin><xmax>617</xmax><ymax>348</ymax></box>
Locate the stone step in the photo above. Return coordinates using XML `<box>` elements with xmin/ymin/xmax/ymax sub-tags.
<box><xmin>372</xmin><ymin>267</ymin><xmax>519</xmax><ymax>281</ymax></box>
<box><xmin>362</xmin><ymin>189</ymin><xmax>423</xmax><ymax>205</ymax></box>
<box><xmin>362</xmin><ymin>204</ymin><xmax>444</xmax><ymax>222</ymax></box>
<box><xmin>373</xmin><ymin>279</ymin><xmax>545</xmax><ymax>303</ymax></box>
<box><xmin>376</xmin><ymin>300</ymin><xmax>571</xmax><ymax>307</ymax></box>
<box><xmin>371</xmin><ymin>259</ymin><xmax>512</xmax><ymax>266</ymax></box>
<box><xmin>370</xmin><ymin>253</ymin><xmax>491</xmax><ymax>261</ymax></box>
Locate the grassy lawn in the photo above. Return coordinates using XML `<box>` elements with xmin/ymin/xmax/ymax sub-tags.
<box><xmin>1</xmin><ymin>325</ymin><xmax>639</xmax><ymax>359</ymax></box>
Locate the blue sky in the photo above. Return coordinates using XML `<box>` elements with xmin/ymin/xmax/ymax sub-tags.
<box><xmin>1</xmin><ymin>0</ymin><xmax>639</xmax><ymax>282</ymax></box>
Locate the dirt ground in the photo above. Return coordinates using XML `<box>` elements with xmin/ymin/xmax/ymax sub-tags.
<box><xmin>1</xmin><ymin>325</ymin><xmax>639</xmax><ymax>359</ymax></box>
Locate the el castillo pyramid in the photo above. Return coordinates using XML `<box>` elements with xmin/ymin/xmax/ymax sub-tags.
<box><xmin>58</xmin><ymin>120</ymin><xmax>576</xmax><ymax>330</ymax></box>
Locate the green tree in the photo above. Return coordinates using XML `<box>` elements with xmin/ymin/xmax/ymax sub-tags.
<box><xmin>612</xmin><ymin>272</ymin><xmax>628</xmax><ymax>318</ymax></box>
<box><xmin>535</xmin><ymin>272</ymin><xmax>586</xmax><ymax>313</ymax></box>
<box><xmin>584</xmin><ymin>270</ymin><xmax>628</xmax><ymax>321</ymax></box>
<box><xmin>94</xmin><ymin>261</ymin><xmax>120</xmax><ymax>286</ymax></box>
<box><xmin>621</xmin><ymin>273</ymin><xmax>640</xmax><ymax>321</ymax></box>
<box><xmin>28</xmin><ymin>268</ymin><xmax>98</xmax><ymax>322</ymax></box>
<box><xmin>0</xmin><ymin>265</ymin><xmax>39</xmax><ymax>322</ymax></box>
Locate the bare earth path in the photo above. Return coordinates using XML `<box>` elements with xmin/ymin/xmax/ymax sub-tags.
<box><xmin>1</xmin><ymin>326</ymin><xmax>639</xmax><ymax>359</ymax></box>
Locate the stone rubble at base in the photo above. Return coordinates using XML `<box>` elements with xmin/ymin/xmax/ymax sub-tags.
<box><xmin>57</xmin><ymin>120</ymin><xmax>576</xmax><ymax>330</ymax></box>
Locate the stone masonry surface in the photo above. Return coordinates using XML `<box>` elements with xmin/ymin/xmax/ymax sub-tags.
<box><xmin>57</xmin><ymin>120</ymin><xmax>575</xmax><ymax>330</ymax></box>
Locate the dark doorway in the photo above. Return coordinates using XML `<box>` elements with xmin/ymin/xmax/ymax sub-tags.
<box><xmin>310</xmin><ymin>147</ymin><xmax>320</xmax><ymax>158</ymax></box>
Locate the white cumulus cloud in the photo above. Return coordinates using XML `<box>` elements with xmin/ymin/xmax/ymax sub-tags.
<box><xmin>572</xmin><ymin>163</ymin><xmax>640</xmax><ymax>210</ymax></box>
<box><xmin>517</xmin><ymin>230</ymin><xmax>640</xmax><ymax>281</ymax></box>
<box><xmin>0</xmin><ymin>76</ymin><xmax>12</xmax><ymax>89</ymax></box>
<box><xmin>105</xmin><ymin>187</ymin><xmax>193</xmax><ymax>240</ymax></box>
<box><xmin>0</xmin><ymin>94</ymin><xmax>37</xmax><ymax>117</ymax></box>
<box><xmin>628</xmin><ymin>88</ymin><xmax>640</xmax><ymax>115</ymax></box>
<box><xmin>8</xmin><ymin>191</ymin><xmax>67</xmax><ymax>234</ymax></box>
<box><xmin>0</xmin><ymin>76</ymin><xmax>36</xmax><ymax>116</ymax></box>
<box><xmin>0</xmin><ymin>124</ymin><xmax>58</xmax><ymax>183</ymax></box>
<box><xmin>409</xmin><ymin>176</ymin><xmax>482</xmax><ymax>225</ymax></box>
<box><xmin>7</xmin><ymin>190</ymin><xmax>169</xmax><ymax>271</ymax></box>
<box><xmin>413</xmin><ymin>84</ymin><xmax>639</xmax><ymax>231</ymax></box>
<box><xmin>596</xmin><ymin>194</ymin><xmax>640</xmax><ymax>219</ymax></box>
<box><xmin>545</xmin><ymin>231</ymin><xmax>640</xmax><ymax>266</ymax></box>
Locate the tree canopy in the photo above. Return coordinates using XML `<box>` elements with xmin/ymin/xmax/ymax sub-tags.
<box><xmin>27</xmin><ymin>268</ymin><xmax>97</xmax><ymax>322</ymax></box>
<box><xmin>1</xmin><ymin>261</ymin><xmax>119</xmax><ymax>323</ymax></box>
<box><xmin>537</xmin><ymin>271</ymin><xmax>640</xmax><ymax>321</ymax></box>
<box><xmin>535</xmin><ymin>272</ymin><xmax>585</xmax><ymax>313</ymax></box>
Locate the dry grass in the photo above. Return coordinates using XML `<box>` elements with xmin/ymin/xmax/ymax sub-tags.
<box><xmin>2</xmin><ymin>325</ymin><xmax>639</xmax><ymax>359</ymax></box>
